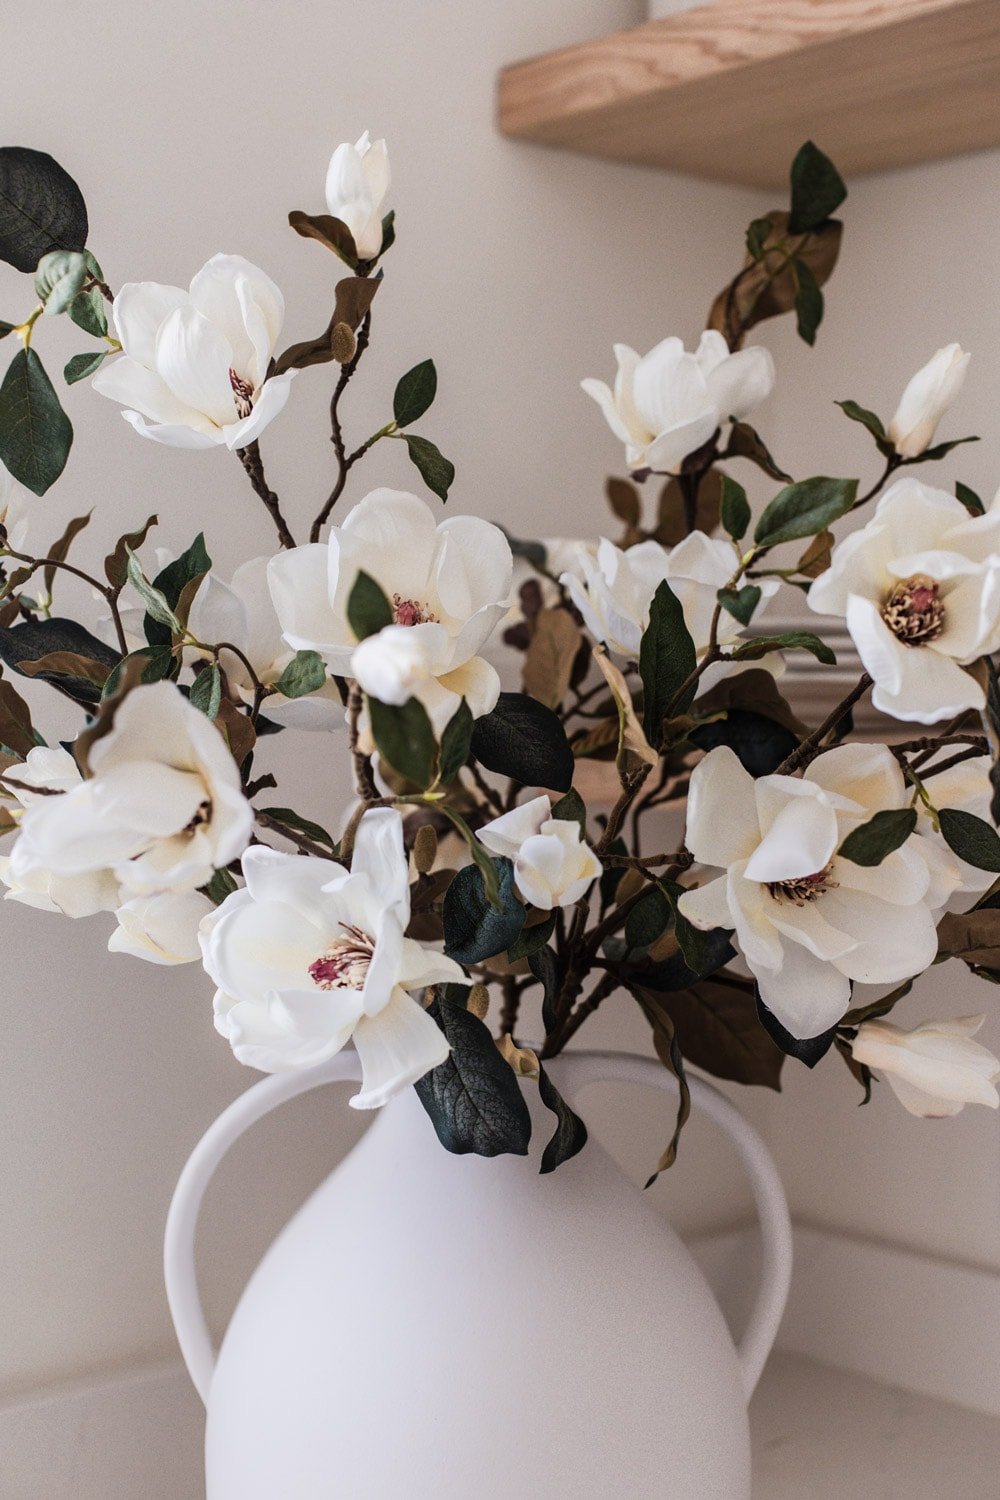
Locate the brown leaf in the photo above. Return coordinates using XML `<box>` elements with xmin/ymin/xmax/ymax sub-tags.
<box><xmin>936</xmin><ymin>908</ymin><xmax>1000</xmax><ymax>969</ymax></box>
<box><xmin>332</xmin><ymin>274</ymin><xmax>380</xmax><ymax>332</ymax></box>
<box><xmin>655</xmin><ymin>469</ymin><xmax>723</xmax><ymax>546</ymax></box>
<box><xmin>43</xmin><ymin>511</ymin><xmax>91</xmax><ymax>597</ymax></box>
<box><xmin>797</xmin><ymin>529</ymin><xmax>833</xmax><ymax>579</ymax></box>
<box><xmin>707</xmin><ymin>212</ymin><xmax>843</xmax><ymax>348</ymax></box>
<box><xmin>694</xmin><ymin>669</ymin><xmax>808</xmax><ymax>738</ymax></box>
<box><xmin>288</xmin><ymin>209</ymin><xmax>358</xmax><ymax>264</ymax></box>
<box><xmin>216</xmin><ymin>697</ymin><xmax>256</xmax><ymax>770</ymax></box>
<box><xmin>18</xmin><ymin>651</ymin><xmax>111</xmax><ymax>688</ymax></box>
<box><xmin>723</xmin><ymin>422</ymin><xmax>792</xmax><ymax>483</ymax></box>
<box><xmin>636</xmin><ymin>998</ymin><xmax>690</xmax><ymax>1185</ymax></box>
<box><xmin>523</xmin><ymin>607</ymin><xmax>581</xmax><ymax>710</ymax></box>
<box><xmin>605</xmin><ymin>476</ymin><xmax>642</xmax><ymax>544</ymax></box>
<box><xmin>104</xmin><ymin>514</ymin><xmax>158</xmax><ymax>591</ymax></box>
<box><xmin>0</xmin><ymin>678</ymin><xmax>37</xmax><ymax>757</ymax></box>
<box><xmin>592</xmin><ymin>648</ymin><xmax>658</xmax><ymax>768</ymax></box>
<box><xmin>497</xmin><ymin>1034</ymin><xmax>540</xmax><ymax>1078</ymax></box>
<box><xmin>633</xmin><ymin>977</ymin><xmax>784</xmax><ymax>1091</ymax></box>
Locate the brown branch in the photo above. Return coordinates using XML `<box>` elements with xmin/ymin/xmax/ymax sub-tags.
<box><xmin>775</xmin><ymin>673</ymin><xmax>873</xmax><ymax>776</ymax></box>
<box><xmin>310</xmin><ymin>310</ymin><xmax>373</xmax><ymax>541</ymax></box>
<box><xmin>237</xmin><ymin>441</ymin><xmax>296</xmax><ymax>550</ymax></box>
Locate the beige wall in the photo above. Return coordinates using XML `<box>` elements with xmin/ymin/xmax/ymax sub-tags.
<box><xmin>0</xmin><ymin>0</ymin><xmax>996</xmax><ymax>1399</ymax></box>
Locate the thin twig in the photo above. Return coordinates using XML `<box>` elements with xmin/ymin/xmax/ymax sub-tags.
<box><xmin>237</xmin><ymin>441</ymin><xmax>296</xmax><ymax>550</ymax></box>
<box><xmin>775</xmin><ymin>673</ymin><xmax>873</xmax><ymax>775</ymax></box>
<box><xmin>310</xmin><ymin>310</ymin><xmax>373</xmax><ymax>541</ymax></box>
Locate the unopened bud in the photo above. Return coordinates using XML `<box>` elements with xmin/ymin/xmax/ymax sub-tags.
<box><xmin>331</xmin><ymin>321</ymin><xmax>357</xmax><ymax>363</ymax></box>
<box><xmin>467</xmin><ymin>983</ymin><xmax>490</xmax><ymax>1020</ymax></box>
<box><xmin>497</xmin><ymin>1033</ymin><xmax>540</xmax><ymax>1078</ymax></box>
<box><xmin>412</xmin><ymin>823</ymin><xmax>438</xmax><ymax>874</ymax></box>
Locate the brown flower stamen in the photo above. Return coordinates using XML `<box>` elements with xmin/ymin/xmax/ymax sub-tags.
<box><xmin>882</xmin><ymin>574</ymin><xmax>945</xmax><ymax>646</ymax></box>
<box><xmin>392</xmin><ymin>593</ymin><xmax>437</xmax><ymax>627</ymax></box>
<box><xmin>308</xmin><ymin>923</ymin><xmax>375</xmax><ymax>991</ymax></box>
<box><xmin>767</xmin><ymin>865</ymin><xmax>837</xmax><ymax>906</ymax></box>
<box><xmin>229</xmin><ymin>368</ymin><xmax>255</xmax><ymax>420</ymax></box>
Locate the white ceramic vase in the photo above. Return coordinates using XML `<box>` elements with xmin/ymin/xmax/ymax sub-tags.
<box><xmin>166</xmin><ymin>1049</ymin><xmax>792</xmax><ymax>1499</ymax></box>
<box><xmin>647</xmin><ymin>0</ymin><xmax>707</xmax><ymax>19</ymax></box>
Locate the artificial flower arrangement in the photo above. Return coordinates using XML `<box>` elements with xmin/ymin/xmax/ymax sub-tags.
<box><xmin>0</xmin><ymin>136</ymin><xmax>997</xmax><ymax>1181</ymax></box>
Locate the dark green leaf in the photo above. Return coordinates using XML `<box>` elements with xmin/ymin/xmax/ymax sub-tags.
<box><xmin>529</xmin><ymin>944</ymin><xmax>561</xmax><ymax>1034</ymax></box>
<box><xmin>443</xmin><ymin>856</ymin><xmax>524</xmax><ymax>964</ymax></box>
<box><xmin>403</xmin><ymin>433</ymin><xmax>454</xmax><ymax>501</ymax></box>
<box><xmin>0</xmin><ymin>615</ymin><xmax>119</xmax><ymax>707</ymax></box>
<box><xmin>64</xmin><ymin>350</ymin><xmax>106</xmax><ymax>384</ymax></box>
<box><xmin>690</xmin><ymin>707</ymin><xmax>797</xmax><ymax>778</ymax></box>
<box><xmin>720</xmin><ymin>474</ymin><xmax>751</xmax><ymax>541</ymax></box>
<box><xmin>725</xmin><ymin>421</ymin><xmax>793</xmax><ymax>483</ymax></box>
<box><xmin>794</xmin><ymin>257</ymin><xmax>823</xmax><ymax>345</ymax></box>
<box><xmin>144</xmin><ymin>534</ymin><xmax>211</xmax><ymax>646</ymax></box>
<box><xmin>745</xmin><ymin>216</ymin><xmax>772</xmax><ymax>260</ymax></box>
<box><xmin>274</xmin><ymin>650</ymin><xmax>326</xmax><ymax>699</ymax></box>
<box><xmin>0</xmin><ymin>347</ymin><xmax>73</xmax><ymax>494</ymax></box>
<box><xmin>538</xmin><ymin>1066</ymin><xmax>588</xmax><ymax>1173</ymax></box>
<box><xmin>659</xmin><ymin>880</ymin><xmax>734</xmax><ymax>981</ymax></box>
<box><xmin>634</xmin><ymin>978</ymin><xmax>783</xmax><ymax>1091</ymax></box>
<box><xmin>955</xmin><ymin>481</ymin><xmax>985</xmax><ymax>516</ymax></box>
<box><xmin>128</xmin><ymin>551</ymin><xmax>181</xmax><ymax>632</ymax></box>
<box><xmin>368</xmin><ymin>694</ymin><xmax>437</xmax><ymax>789</ymax></box>
<box><xmin>0</xmin><ymin>147</ymin><xmax>88</xmax><ymax>272</ymax></box>
<box><xmin>378</xmin><ymin>209</ymin><xmax>396</xmax><ymax>257</ymax></box>
<box><xmin>757</xmin><ymin>991</ymin><xmax>838</xmax><ymax>1065</ymax></box>
<box><xmin>498</xmin><ymin>526</ymin><xmax>547</xmax><ymax>572</ymax></box>
<box><xmin>788</xmin><ymin>141</ymin><xmax>847</xmax><ymax>234</ymax></box>
<box><xmin>439</xmin><ymin>697</ymin><xmax>473</xmax><ymax>783</ymax></box>
<box><xmin>734</xmin><ymin>631</ymin><xmax>836</xmax><ymax>666</ymax></box>
<box><xmin>101</xmin><ymin>645</ymin><xmax>175</xmax><ymax>699</ymax></box>
<box><xmin>201</xmin><ymin>867</ymin><xmax>238</xmax><ymax>906</ymax></box>
<box><xmin>717</xmin><ymin>584</ymin><xmax>761</xmax><ymax>626</ymax></box>
<box><xmin>836</xmin><ymin>398</ymin><xmax>887</xmax><ymax>442</ymax></box>
<box><xmin>638</xmin><ymin>999</ymin><xmax>690</xmax><ymax>1186</ymax></box>
<box><xmin>754</xmin><ymin>476</ymin><xmax>858</xmax><ymax>548</ymax></box>
<box><xmin>640</xmin><ymin>579</ymin><xmax>697</xmax><ymax>745</ymax></box>
<box><xmin>471</xmin><ymin>692</ymin><xmax>574</xmax><ymax>792</ymax></box>
<box><xmin>506</xmin><ymin>913</ymin><xmax>556</xmax><ymax>962</ymax></box>
<box><xmin>257</xmin><ymin>805</ymin><xmax>337</xmax><ymax>853</ymax></box>
<box><xmin>347</xmin><ymin>569</ymin><xmax>394</xmax><ymax>640</ymax></box>
<box><xmin>939</xmin><ymin>808</ymin><xmax>1000</xmax><ymax>873</ymax></box>
<box><xmin>625</xmin><ymin>887</ymin><xmax>670</xmax><ymax>951</ymax></box>
<box><xmin>189</xmin><ymin>662</ymin><xmax>222</xmax><ymax>718</ymax></box>
<box><xmin>34</xmin><ymin>249</ymin><xmax>88</xmax><ymax>315</ymax></box>
<box><xmin>68</xmin><ymin>285</ymin><xmax>107</xmax><ymax>338</ymax></box>
<box><xmin>414</xmin><ymin>988</ymin><xmax>532</xmax><ymax>1158</ymax></box>
<box><xmin>551</xmin><ymin>786</ymin><xmax>586</xmax><ymax>834</ymax></box>
<box><xmin>839</xmin><ymin>807</ymin><xmax>917</xmax><ymax>865</ymax></box>
<box><xmin>0</xmin><ymin>322</ymin><xmax>14</xmax><ymax>340</ymax></box>
<box><xmin>915</xmin><ymin>435</ymin><xmax>979</xmax><ymax>462</ymax></box>
<box><xmin>393</xmin><ymin>359</ymin><xmax>437</xmax><ymax>427</ymax></box>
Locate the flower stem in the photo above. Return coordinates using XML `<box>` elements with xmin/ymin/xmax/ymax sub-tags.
<box><xmin>237</xmin><ymin>441</ymin><xmax>296</xmax><ymax>550</ymax></box>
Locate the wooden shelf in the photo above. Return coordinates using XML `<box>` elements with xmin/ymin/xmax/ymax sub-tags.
<box><xmin>498</xmin><ymin>0</ymin><xmax>1000</xmax><ymax>188</ymax></box>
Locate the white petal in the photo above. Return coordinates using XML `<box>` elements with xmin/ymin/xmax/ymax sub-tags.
<box><xmin>349</xmin><ymin>988</ymin><xmax>450</xmax><ymax>1109</ymax></box>
<box><xmin>349</xmin><ymin>807</ymin><xmax>409</xmax><ymax>914</ymax></box>
<box><xmin>702</xmin><ymin>344</ymin><xmax>775</xmax><ymax>422</ymax></box>
<box><xmin>677</xmin><ymin>874</ymin><xmax>732</xmax><ymax>932</ymax></box>
<box><xmin>154</xmin><ymin>305</ymin><xmax>234</xmax><ymax>428</ymax></box>
<box><xmin>756</xmin><ymin>936</ymin><xmax>852</xmax><ymax>1039</ymax></box>
<box><xmin>477</xmin><ymin>795</ymin><xmax>551</xmax><ymax>862</ymax></box>
<box><xmin>744</xmin><ymin>792</ymin><xmax>838</xmax><ymax>883</ymax></box>
<box><xmin>112</xmin><ymin>281</ymin><xmax>189</xmax><ymax>366</ymax></box>
<box><xmin>222</xmin><ymin>370</ymin><xmax>295</xmax><ymax>450</ymax></box>
<box><xmin>92</xmin><ymin>355</ymin><xmax>216</xmax><ymax>433</ymax></box>
<box><xmin>684</xmin><ymin>746</ymin><xmax>758</xmax><ymax>867</ymax></box>
<box><xmin>267</xmin><ymin>544</ymin><xmax>353</xmax><ymax>663</ymax></box>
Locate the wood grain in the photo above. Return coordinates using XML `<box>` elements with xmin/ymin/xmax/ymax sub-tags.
<box><xmin>498</xmin><ymin>0</ymin><xmax>1000</xmax><ymax>187</ymax></box>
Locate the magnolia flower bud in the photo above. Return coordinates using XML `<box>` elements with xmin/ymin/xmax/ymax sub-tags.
<box><xmin>497</xmin><ymin>1033</ymin><xmax>540</xmax><ymax>1078</ymax></box>
<box><xmin>325</xmin><ymin>132</ymin><xmax>390</xmax><ymax>260</ymax></box>
<box><xmin>412</xmin><ymin>823</ymin><xmax>438</xmax><ymax>874</ymax></box>
<box><xmin>109</xmin><ymin>890</ymin><xmax>215</xmax><ymax>965</ymax></box>
<box><xmin>477</xmin><ymin>794</ymin><xmax>602</xmax><ymax>911</ymax></box>
<box><xmin>351</xmin><ymin>624</ymin><xmax>443</xmax><ymax>706</ymax></box>
<box><xmin>331</xmin><ymin>321</ymin><xmax>357</xmax><ymax>363</ymax></box>
<box><xmin>467</xmin><ymin>983</ymin><xmax>490</xmax><ymax>1020</ymax></box>
<box><xmin>851</xmin><ymin>1013</ymin><xmax>1000</xmax><ymax>1117</ymax></box>
<box><xmin>886</xmin><ymin>343</ymin><xmax>969</xmax><ymax>458</ymax></box>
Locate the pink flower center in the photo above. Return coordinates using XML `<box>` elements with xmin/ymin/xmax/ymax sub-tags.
<box><xmin>229</xmin><ymin>368</ymin><xmax>255</xmax><ymax>420</ymax></box>
<box><xmin>882</xmin><ymin>574</ymin><xmax>945</xmax><ymax>646</ymax></box>
<box><xmin>767</xmin><ymin>865</ymin><xmax>837</xmax><ymax>906</ymax></box>
<box><xmin>308</xmin><ymin>923</ymin><xmax>375</xmax><ymax>991</ymax></box>
<box><xmin>392</xmin><ymin>593</ymin><xmax>437</xmax><ymax>627</ymax></box>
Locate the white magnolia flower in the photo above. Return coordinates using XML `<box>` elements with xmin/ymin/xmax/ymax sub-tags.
<box><xmin>188</xmin><ymin>558</ymin><xmax>342</xmax><ymax>731</ymax></box>
<box><xmin>92</xmin><ymin>253</ymin><xmax>294</xmax><ymax>450</ymax></box>
<box><xmin>0</xmin><ymin>747</ymin><xmax>120</xmax><ymax>918</ymax></box>
<box><xmin>808</xmin><ymin>478</ymin><xmax>1000</xmax><ymax>723</ymax></box>
<box><xmin>12</xmin><ymin>683</ymin><xmax>253</xmax><ymax>897</ymax></box>
<box><xmin>477</xmin><ymin>794</ymin><xmax>601</xmax><ymax>910</ymax></box>
<box><xmin>268</xmin><ymin>489</ymin><xmax>512</xmax><ymax>734</ymax></box>
<box><xmin>203</xmin><ymin>808</ymin><xmax>464</xmax><ymax>1106</ymax></box>
<box><xmin>325</xmin><ymin>132</ymin><xmax>390</xmax><ymax>260</ymax></box>
<box><xmin>109</xmin><ymin>889</ymin><xmax>214</xmax><ymax>965</ymax></box>
<box><xmin>887</xmin><ymin>344</ymin><xmax>970</xmax><ymax>459</ymax></box>
<box><xmin>851</xmin><ymin>1014</ymin><xmax>1000</xmax><ymax>1117</ymax></box>
<box><xmin>562</xmin><ymin>531</ymin><xmax>777</xmax><ymax>689</ymax></box>
<box><xmin>0</xmin><ymin>459</ymin><xmax>29</xmax><ymax>552</ymax></box>
<box><xmin>678</xmin><ymin>743</ymin><xmax>938</xmax><ymax>1039</ymax></box>
<box><xmin>914</xmin><ymin>755</ymin><xmax>996</xmax><ymax>908</ymax></box>
<box><xmin>582</xmin><ymin>331</ymin><xmax>774</xmax><ymax>475</ymax></box>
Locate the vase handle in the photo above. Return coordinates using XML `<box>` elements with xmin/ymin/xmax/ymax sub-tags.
<box><xmin>555</xmin><ymin>1050</ymin><xmax>792</xmax><ymax>1400</ymax></box>
<box><xmin>164</xmin><ymin>1053</ymin><xmax>362</xmax><ymax>1406</ymax></box>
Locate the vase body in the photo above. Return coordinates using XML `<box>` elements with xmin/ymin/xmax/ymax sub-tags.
<box><xmin>647</xmin><ymin>0</ymin><xmax>706</xmax><ymax>19</ymax></box>
<box><xmin>204</xmin><ymin>1083</ymin><xmax>752</xmax><ymax>1499</ymax></box>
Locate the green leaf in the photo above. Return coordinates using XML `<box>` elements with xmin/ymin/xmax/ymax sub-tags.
<box><xmin>368</xmin><ymin>693</ymin><xmax>437</xmax><ymax>789</ymax></box>
<box><xmin>787</xmin><ymin>140</ymin><xmax>847</xmax><ymax>234</ymax></box>
<box><xmin>551</xmin><ymin>786</ymin><xmax>586</xmax><ymax>834</ymax></box>
<box><xmin>437</xmin><ymin>805</ymin><xmax>502</xmax><ymax>909</ymax></box>
<box><xmin>538</xmin><ymin>1066</ymin><xmax>588</xmax><ymax>1174</ymax></box>
<box><xmin>639</xmin><ymin>579</ymin><xmax>697</xmax><ymax>745</ymax></box>
<box><xmin>404</xmin><ymin>433</ymin><xmax>454</xmax><ymax>501</ymax></box>
<box><xmin>347</xmin><ymin>570</ymin><xmax>393</xmax><ymax>641</ymax></box>
<box><xmin>101</xmin><ymin>645</ymin><xmax>175</xmax><ymax>699</ymax></box>
<box><xmin>689</xmin><ymin>706</ymin><xmax>797</xmax><ymax>778</ymax></box>
<box><xmin>144</xmin><ymin>534</ymin><xmax>211</xmax><ymax>647</ymax></box>
<box><xmin>939</xmin><ymin>808</ymin><xmax>1000</xmax><ymax>873</ymax></box>
<box><xmin>414</xmin><ymin>987</ymin><xmax>532</xmax><ymax>1158</ymax></box>
<box><xmin>659</xmin><ymin>880</ymin><xmax>734</xmax><ymax>981</ymax></box>
<box><xmin>757</xmin><ymin>991</ymin><xmax>838</xmax><ymax>1066</ymax></box>
<box><xmin>734</xmin><ymin>631</ymin><xmax>837</xmax><ymax>666</ymax></box>
<box><xmin>529</xmin><ymin>944</ymin><xmax>561</xmax><ymax>1034</ymax></box>
<box><xmin>201</xmin><ymin>867</ymin><xmax>238</xmax><ymax>906</ymax></box>
<box><xmin>839</xmin><ymin>807</ymin><xmax>917</xmax><ymax>865</ymax></box>
<box><xmin>64</xmin><ymin>349</ymin><xmax>106</xmax><ymax>384</ymax></box>
<box><xmin>274</xmin><ymin>649</ymin><xmax>326</xmax><ymax>699</ymax></box>
<box><xmin>189</xmin><ymin>662</ymin><xmax>223</xmax><ymax>718</ymax></box>
<box><xmin>745</xmin><ymin>216</ymin><xmax>772</xmax><ymax>260</ymax></box>
<box><xmin>257</xmin><ymin>805</ymin><xmax>337</xmax><ymax>853</ymax></box>
<box><xmin>753</xmin><ymin>475</ymin><xmax>858</xmax><ymax>548</ymax></box>
<box><xmin>725</xmin><ymin>421</ymin><xmax>792</xmax><ymax>482</ymax></box>
<box><xmin>34</xmin><ymin>249</ymin><xmax>88</xmax><ymax>315</ymax></box>
<box><xmin>916</xmin><ymin>434</ymin><xmax>979</xmax><ymax>462</ymax></box>
<box><xmin>720</xmin><ymin>474</ymin><xmax>751</xmax><ymax>541</ymax></box>
<box><xmin>470</xmin><ymin>692</ymin><xmax>574</xmax><ymax>792</ymax></box>
<box><xmin>506</xmin><ymin>912</ymin><xmax>557</xmax><ymax>962</ymax></box>
<box><xmin>443</xmin><ymin>856</ymin><xmax>525</xmax><ymax>964</ymax></box>
<box><xmin>0</xmin><ymin>615</ymin><xmax>119</xmax><ymax>708</ymax></box>
<box><xmin>439</xmin><ymin>697</ymin><xmax>473</xmax><ymax>783</ymax></box>
<box><xmin>378</xmin><ymin>209</ymin><xmax>396</xmax><ymax>257</ymax></box>
<box><xmin>625</xmin><ymin>888</ymin><xmax>670</xmax><ymax>951</ymax></box>
<box><xmin>0</xmin><ymin>147</ymin><xmax>88</xmax><ymax>272</ymax></box>
<box><xmin>127</xmin><ymin>550</ymin><xmax>181</xmax><ymax>632</ymax></box>
<box><xmin>794</xmin><ymin>257</ymin><xmax>823</xmax><ymax>345</ymax></box>
<box><xmin>393</xmin><ymin>359</ymin><xmax>437</xmax><ymax>427</ymax></box>
<box><xmin>0</xmin><ymin>347</ymin><xmax>73</xmax><ymax>495</ymax></box>
<box><xmin>68</xmin><ymin>286</ymin><xmax>107</xmax><ymax>338</ymax></box>
<box><xmin>717</xmin><ymin>584</ymin><xmax>761</xmax><ymax>626</ymax></box>
<box><xmin>955</xmin><ymin>481</ymin><xmax>985</xmax><ymax>516</ymax></box>
<box><xmin>498</xmin><ymin>526</ymin><xmax>547</xmax><ymax>573</ymax></box>
<box><xmin>836</xmin><ymin>398</ymin><xmax>887</xmax><ymax>442</ymax></box>
<box><xmin>0</xmin><ymin>322</ymin><xmax>14</xmax><ymax>340</ymax></box>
